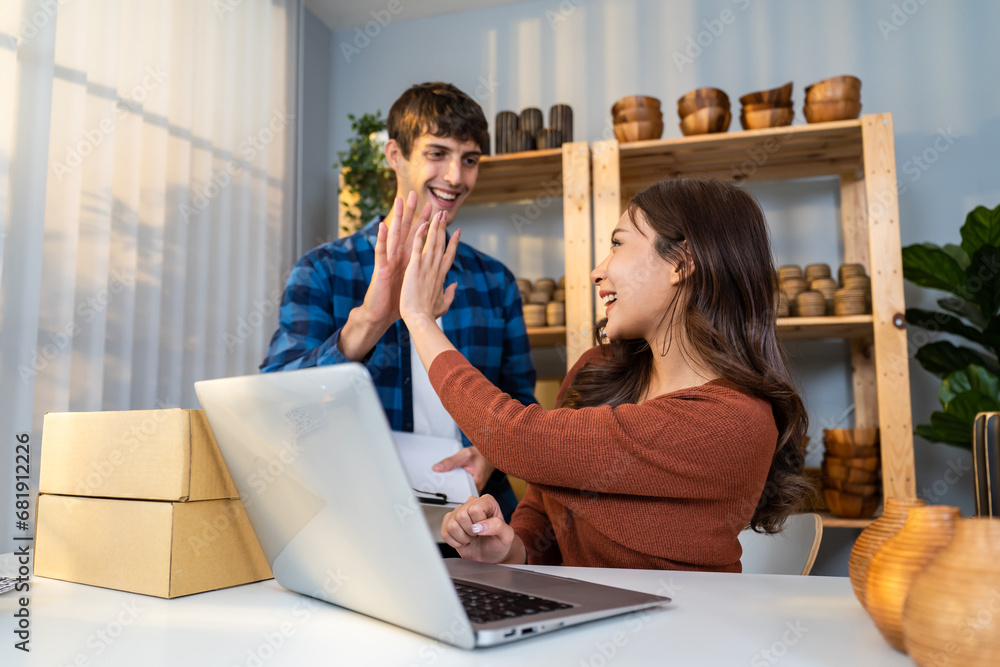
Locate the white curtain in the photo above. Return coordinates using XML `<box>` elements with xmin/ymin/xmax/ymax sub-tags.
<box><xmin>0</xmin><ymin>0</ymin><xmax>300</xmax><ymax>553</ymax></box>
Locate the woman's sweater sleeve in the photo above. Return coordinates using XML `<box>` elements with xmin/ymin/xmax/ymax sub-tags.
<box><xmin>428</xmin><ymin>350</ymin><xmax>776</xmax><ymax>498</ymax></box>
<box><xmin>509</xmin><ymin>484</ymin><xmax>562</xmax><ymax>565</ymax></box>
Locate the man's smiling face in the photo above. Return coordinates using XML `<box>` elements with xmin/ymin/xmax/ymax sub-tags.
<box><xmin>387</xmin><ymin>132</ymin><xmax>481</xmax><ymax>225</ymax></box>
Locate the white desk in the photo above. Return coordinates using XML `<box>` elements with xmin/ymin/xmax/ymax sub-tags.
<box><xmin>3</xmin><ymin>566</ymin><xmax>911</xmax><ymax>666</ymax></box>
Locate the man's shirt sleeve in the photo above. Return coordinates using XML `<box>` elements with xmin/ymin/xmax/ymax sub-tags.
<box><xmin>260</xmin><ymin>251</ymin><xmax>356</xmax><ymax>372</ymax></box>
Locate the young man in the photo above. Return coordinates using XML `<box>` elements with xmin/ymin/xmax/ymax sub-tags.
<box><xmin>261</xmin><ymin>82</ymin><xmax>536</xmax><ymax>519</ymax></box>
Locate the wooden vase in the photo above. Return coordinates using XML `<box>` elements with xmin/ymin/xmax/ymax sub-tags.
<box><xmin>865</xmin><ymin>505</ymin><xmax>961</xmax><ymax>652</ymax></box>
<box><xmin>848</xmin><ymin>496</ymin><xmax>926</xmax><ymax>610</ymax></box>
<box><xmin>903</xmin><ymin>517</ymin><xmax>1000</xmax><ymax>666</ymax></box>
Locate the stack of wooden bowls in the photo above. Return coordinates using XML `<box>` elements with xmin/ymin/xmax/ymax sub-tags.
<box><xmin>518</xmin><ymin>276</ymin><xmax>566</xmax><ymax>327</ymax></box>
<box><xmin>776</xmin><ymin>290</ymin><xmax>789</xmax><ymax>318</ymax></box>
<box><xmin>677</xmin><ymin>87</ymin><xmax>730</xmax><ymax>137</ymax></box>
<box><xmin>822</xmin><ymin>428</ymin><xmax>881</xmax><ymax>518</ymax></box>
<box><xmin>549</xmin><ymin>104</ymin><xmax>573</xmax><ymax>144</ymax></box>
<box><xmin>778</xmin><ymin>263</ymin><xmax>864</xmax><ymax>317</ymax></box>
<box><xmin>495</xmin><ymin>105</ymin><xmax>574</xmax><ymax>154</ymax></box>
<box><xmin>807</xmin><ymin>263</ymin><xmax>838</xmax><ymax>315</ymax></box>
<box><xmin>612</xmin><ymin>96</ymin><xmax>663</xmax><ymax>143</ymax></box>
<box><xmin>834</xmin><ymin>263</ymin><xmax>871</xmax><ymax>315</ymax></box>
<box><xmin>804</xmin><ymin>75</ymin><xmax>862</xmax><ymax>123</ymax></box>
<box><xmin>777</xmin><ymin>265</ymin><xmax>805</xmax><ymax>316</ymax></box>
<box><xmin>739</xmin><ymin>81</ymin><xmax>794</xmax><ymax>130</ymax></box>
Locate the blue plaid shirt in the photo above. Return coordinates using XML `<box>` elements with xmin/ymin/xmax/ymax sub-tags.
<box><xmin>261</xmin><ymin>216</ymin><xmax>537</xmax><ymax>516</ymax></box>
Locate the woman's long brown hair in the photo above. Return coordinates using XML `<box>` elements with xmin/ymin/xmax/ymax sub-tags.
<box><xmin>561</xmin><ymin>178</ymin><xmax>810</xmax><ymax>534</ymax></box>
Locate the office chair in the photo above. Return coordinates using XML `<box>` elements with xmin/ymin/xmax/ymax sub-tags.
<box><xmin>739</xmin><ymin>512</ymin><xmax>823</xmax><ymax>576</ymax></box>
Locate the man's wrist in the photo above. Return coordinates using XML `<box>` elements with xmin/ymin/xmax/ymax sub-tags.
<box><xmin>339</xmin><ymin>305</ymin><xmax>392</xmax><ymax>361</ymax></box>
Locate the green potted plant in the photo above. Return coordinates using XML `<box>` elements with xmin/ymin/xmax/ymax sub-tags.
<box><xmin>903</xmin><ymin>203</ymin><xmax>1000</xmax><ymax>449</ymax></box>
<box><xmin>336</xmin><ymin>111</ymin><xmax>396</xmax><ymax>235</ymax></box>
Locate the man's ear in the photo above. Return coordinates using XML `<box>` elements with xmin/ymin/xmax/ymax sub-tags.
<box><xmin>384</xmin><ymin>138</ymin><xmax>403</xmax><ymax>171</ymax></box>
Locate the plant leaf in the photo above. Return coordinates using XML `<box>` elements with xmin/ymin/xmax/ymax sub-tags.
<box><xmin>965</xmin><ymin>244</ymin><xmax>1000</xmax><ymax>318</ymax></box>
<box><xmin>938</xmin><ymin>365</ymin><xmax>1000</xmax><ymax>406</ymax></box>
<box><xmin>914</xmin><ymin>341</ymin><xmax>999</xmax><ymax>378</ymax></box>
<box><xmin>966</xmin><ymin>364</ymin><xmax>1000</xmax><ymax>400</ymax></box>
<box><xmin>905</xmin><ymin>308</ymin><xmax>985</xmax><ymax>346</ymax></box>
<box><xmin>960</xmin><ymin>204</ymin><xmax>1000</xmax><ymax>257</ymax></box>
<box><xmin>902</xmin><ymin>243</ymin><xmax>970</xmax><ymax>299</ymax></box>
<box><xmin>942</xmin><ymin>391</ymin><xmax>1000</xmax><ymax>426</ymax></box>
<box><xmin>915</xmin><ymin>415</ymin><xmax>973</xmax><ymax>449</ymax></box>
<box><xmin>938</xmin><ymin>296</ymin><xmax>986</xmax><ymax>329</ymax></box>
<box><xmin>942</xmin><ymin>243</ymin><xmax>971</xmax><ymax>270</ymax></box>
<box><xmin>938</xmin><ymin>368</ymin><xmax>972</xmax><ymax>406</ymax></box>
<box><xmin>982</xmin><ymin>317</ymin><xmax>1000</xmax><ymax>361</ymax></box>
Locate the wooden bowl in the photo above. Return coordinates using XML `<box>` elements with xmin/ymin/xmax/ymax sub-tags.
<box><xmin>740</xmin><ymin>106</ymin><xmax>794</xmax><ymax>130</ymax></box>
<box><xmin>823</xmin><ymin>477</ymin><xmax>881</xmax><ymax>496</ymax></box>
<box><xmin>679</xmin><ymin>106</ymin><xmax>731</xmax><ymax>136</ymax></box>
<box><xmin>615</xmin><ymin>120</ymin><xmax>664</xmax><ymax>142</ymax></box>
<box><xmin>614</xmin><ymin>107</ymin><xmax>663</xmax><ymax>124</ymax></box>
<box><xmin>794</xmin><ymin>290</ymin><xmax>826</xmax><ymax>317</ymax></box>
<box><xmin>804</xmin><ymin>263</ymin><xmax>832</xmax><ymax>281</ymax></box>
<box><xmin>805</xmin><ymin>75</ymin><xmax>861</xmax><ymax>102</ymax></box>
<box><xmin>741</xmin><ymin>102</ymin><xmax>792</xmax><ymax>112</ymax></box>
<box><xmin>824</xmin><ymin>488</ymin><xmax>881</xmax><ymax>519</ymax></box>
<box><xmin>780</xmin><ymin>276</ymin><xmax>807</xmax><ymax>300</ymax></box>
<box><xmin>739</xmin><ymin>81</ymin><xmax>793</xmax><ymax>107</ymax></box>
<box><xmin>522</xmin><ymin>304</ymin><xmax>547</xmax><ymax>327</ymax></box>
<box><xmin>825</xmin><ymin>455</ymin><xmax>880</xmax><ymax>472</ymax></box>
<box><xmin>677</xmin><ymin>87</ymin><xmax>730</xmax><ymax>118</ymax></box>
<box><xmin>824</xmin><ymin>427</ymin><xmax>880</xmax><ymax>451</ymax></box>
<box><xmin>778</xmin><ymin>265</ymin><xmax>803</xmax><ymax>280</ymax></box>
<box><xmin>824</xmin><ymin>461</ymin><xmax>880</xmax><ymax>484</ymax></box>
<box><xmin>803</xmin><ymin>99</ymin><xmax>862</xmax><ymax>123</ymax></box>
<box><xmin>611</xmin><ymin>95</ymin><xmax>661</xmax><ymax>116</ymax></box>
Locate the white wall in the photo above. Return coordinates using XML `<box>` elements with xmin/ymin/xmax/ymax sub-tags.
<box><xmin>324</xmin><ymin>0</ymin><xmax>1000</xmax><ymax>574</ymax></box>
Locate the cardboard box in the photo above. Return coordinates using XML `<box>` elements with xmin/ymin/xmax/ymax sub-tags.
<box><xmin>34</xmin><ymin>494</ymin><xmax>272</xmax><ymax>598</ymax></box>
<box><xmin>40</xmin><ymin>409</ymin><xmax>238</xmax><ymax>501</ymax></box>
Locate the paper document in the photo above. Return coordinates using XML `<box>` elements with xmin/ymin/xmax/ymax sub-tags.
<box><xmin>392</xmin><ymin>432</ymin><xmax>478</xmax><ymax>506</ymax></box>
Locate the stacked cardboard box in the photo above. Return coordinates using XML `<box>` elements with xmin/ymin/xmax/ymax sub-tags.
<box><xmin>35</xmin><ymin>409</ymin><xmax>272</xmax><ymax>598</ymax></box>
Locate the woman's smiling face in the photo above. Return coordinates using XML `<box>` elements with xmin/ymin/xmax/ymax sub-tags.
<box><xmin>591</xmin><ymin>210</ymin><xmax>683</xmax><ymax>343</ymax></box>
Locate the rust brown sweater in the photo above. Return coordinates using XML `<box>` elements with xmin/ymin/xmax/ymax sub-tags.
<box><xmin>428</xmin><ymin>346</ymin><xmax>778</xmax><ymax>572</ymax></box>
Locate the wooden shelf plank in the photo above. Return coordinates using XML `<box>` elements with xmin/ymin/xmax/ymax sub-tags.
<box><xmin>616</xmin><ymin>120</ymin><xmax>865</xmax><ymax>187</ymax></box>
<box><xmin>812</xmin><ymin>510</ymin><xmax>877</xmax><ymax>529</ymax></box>
<box><xmin>529</xmin><ymin>317</ymin><xmax>873</xmax><ymax>347</ymax></box>
<box><xmin>777</xmin><ymin>315</ymin><xmax>873</xmax><ymax>340</ymax></box>
<box><xmin>527</xmin><ymin>326</ymin><xmax>566</xmax><ymax>347</ymax></box>
<box><xmin>467</xmin><ymin>148</ymin><xmax>566</xmax><ymax>205</ymax></box>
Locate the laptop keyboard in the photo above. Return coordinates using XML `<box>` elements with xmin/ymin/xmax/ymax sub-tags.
<box><xmin>454</xmin><ymin>581</ymin><xmax>574</xmax><ymax>624</ymax></box>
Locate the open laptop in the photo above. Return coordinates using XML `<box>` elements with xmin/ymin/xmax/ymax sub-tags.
<box><xmin>194</xmin><ymin>364</ymin><xmax>670</xmax><ymax>648</ymax></box>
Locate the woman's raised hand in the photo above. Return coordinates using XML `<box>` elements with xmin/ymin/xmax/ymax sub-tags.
<box><xmin>440</xmin><ymin>494</ymin><xmax>524</xmax><ymax>564</ymax></box>
<box><xmin>399</xmin><ymin>210</ymin><xmax>460</xmax><ymax>326</ymax></box>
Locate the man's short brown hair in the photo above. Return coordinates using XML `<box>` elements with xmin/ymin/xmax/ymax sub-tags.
<box><xmin>387</xmin><ymin>82</ymin><xmax>490</xmax><ymax>158</ymax></box>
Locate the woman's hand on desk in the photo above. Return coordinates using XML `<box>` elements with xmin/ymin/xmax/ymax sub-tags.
<box><xmin>433</xmin><ymin>446</ymin><xmax>495</xmax><ymax>492</ymax></box>
<box><xmin>441</xmin><ymin>494</ymin><xmax>526</xmax><ymax>565</ymax></box>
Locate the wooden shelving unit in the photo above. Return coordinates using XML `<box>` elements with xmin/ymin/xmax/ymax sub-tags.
<box><xmin>592</xmin><ymin>114</ymin><xmax>916</xmax><ymax>528</ymax></box>
<box><xmin>777</xmin><ymin>315</ymin><xmax>873</xmax><ymax>341</ymax></box>
<box><xmin>339</xmin><ymin>143</ymin><xmax>594</xmax><ymax>371</ymax></box>
<box><xmin>464</xmin><ymin>142</ymin><xmax>594</xmax><ymax>370</ymax></box>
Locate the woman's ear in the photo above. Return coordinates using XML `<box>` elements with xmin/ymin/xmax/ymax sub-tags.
<box><xmin>670</xmin><ymin>242</ymin><xmax>695</xmax><ymax>285</ymax></box>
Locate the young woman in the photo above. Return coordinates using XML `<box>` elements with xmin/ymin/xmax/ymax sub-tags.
<box><xmin>397</xmin><ymin>178</ymin><xmax>810</xmax><ymax>572</ymax></box>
